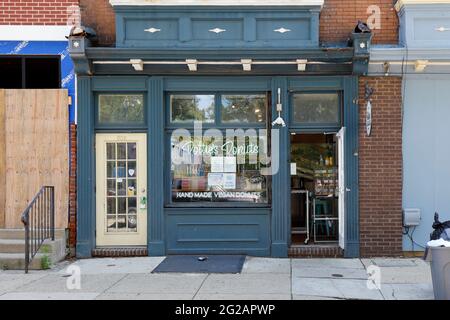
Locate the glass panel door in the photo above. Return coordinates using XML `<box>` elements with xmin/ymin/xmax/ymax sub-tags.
<box><xmin>96</xmin><ymin>134</ymin><xmax>147</xmax><ymax>246</ymax></box>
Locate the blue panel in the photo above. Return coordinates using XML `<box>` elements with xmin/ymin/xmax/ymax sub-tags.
<box><xmin>0</xmin><ymin>41</ymin><xmax>76</xmax><ymax>123</ymax></box>
<box><xmin>165</xmin><ymin>208</ymin><xmax>270</xmax><ymax>256</ymax></box>
<box><xmin>402</xmin><ymin>78</ymin><xmax>450</xmax><ymax>251</ymax></box>
<box><xmin>398</xmin><ymin>4</ymin><xmax>450</xmax><ymax>48</ymax></box>
<box><xmin>192</xmin><ymin>19</ymin><xmax>244</xmax><ymax>41</ymax></box>
<box><xmin>125</xmin><ymin>18</ymin><xmax>179</xmax><ymax>41</ymax></box>
<box><xmin>92</xmin><ymin>76</ymin><xmax>148</xmax><ymax>91</ymax></box>
<box><xmin>115</xmin><ymin>7</ymin><xmax>319</xmax><ymax>49</ymax></box>
<box><xmin>256</xmin><ymin>18</ymin><xmax>310</xmax><ymax>40</ymax></box>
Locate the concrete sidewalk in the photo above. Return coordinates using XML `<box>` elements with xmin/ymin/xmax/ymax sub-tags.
<box><xmin>0</xmin><ymin>257</ymin><xmax>434</xmax><ymax>300</ymax></box>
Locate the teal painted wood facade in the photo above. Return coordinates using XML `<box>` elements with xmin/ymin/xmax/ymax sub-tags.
<box><xmin>76</xmin><ymin>74</ymin><xmax>359</xmax><ymax>258</ymax></box>
<box><xmin>73</xmin><ymin>4</ymin><xmax>364</xmax><ymax>258</ymax></box>
<box><xmin>115</xmin><ymin>6</ymin><xmax>320</xmax><ymax>49</ymax></box>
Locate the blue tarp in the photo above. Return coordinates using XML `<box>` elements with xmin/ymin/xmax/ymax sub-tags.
<box><xmin>0</xmin><ymin>41</ymin><xmax>76</xmax><ymax>123</ymax></box>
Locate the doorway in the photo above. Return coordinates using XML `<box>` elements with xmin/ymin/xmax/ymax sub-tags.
<box><xmin>290</xmin><ymin>130</ymin><xmax>345</xmax><ymax>249</ymax></box>
<box><xmin>95</xmin><ymin>133</ymin><xmax>147</xmax><ymax>246</ymax></box>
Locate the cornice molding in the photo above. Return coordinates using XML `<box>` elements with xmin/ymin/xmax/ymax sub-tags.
<box><xmin>109</xmin><ymin>0</ymin><xmax>324</xmax><ymax>6</ymax></box>
<box><xmin>395</xmin><ymin>0</ymin><xmax>450</xmax><ymax>12</ymax></box>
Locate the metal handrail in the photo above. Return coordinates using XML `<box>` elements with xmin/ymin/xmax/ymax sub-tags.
<box><xmin>20</xmin><ymin>186</ymin><xmax>55</xmax><ymax>273</ymax></box>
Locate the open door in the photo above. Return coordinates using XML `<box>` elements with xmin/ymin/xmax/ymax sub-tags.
<box><xmin>337</xmin><ymin>127</ymin><xmax>346</xmax><ymax>250</ymax></box>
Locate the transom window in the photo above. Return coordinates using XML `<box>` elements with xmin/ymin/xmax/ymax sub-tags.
<box><xmin>98</xmin><ymin>94</ymin><xmax>145</xmax><ymax>125</ymax></box>
<box><xmin>292</xmin><ymin>92</ymin><xmax>341</xmax><ymax>126</ymax></box>
<box><xmin>169</xmin><ymin>93</ymin><xmax>268</xmax><ymax>125</ymax></box>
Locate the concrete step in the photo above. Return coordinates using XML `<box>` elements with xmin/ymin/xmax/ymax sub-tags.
<box><xmin>0</xmin><ymin>229</ymin><xmax>66</xmax><ymax>240</ymax></box>
<box><xmin>0</xmin><ymin>239</ymin><xmax>25</xmax><ymax>253</ymax></box>
<box><xmin>0</xmin><ymin>237</ymin><xmax>66</xmax><ymax>254</ymax></box>
<box><xmin>0</xmin><ymin>253</ymin><xmax>48</xmax><ymax>270</ymax></box>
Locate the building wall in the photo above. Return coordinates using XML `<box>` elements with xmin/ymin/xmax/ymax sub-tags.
<box><xmin>320</xmin><ymin>0</ymin><xmax>398</xmax><ymax>44</ymax></box>
<box><xmin>358</xmin><ymin>76</ymin><xmax>403</xmax><ymax>257</ymax></box>
<box><xmin>80</xmin><ymin>0</ymin><xmax>116</xmax><ymax>46</ymax></box>
<box><xmin>0</xmin><ymin>0</ymin><xmax>78</xmax><ymax>25</ymax></box>
<box><xmin>80</xmin><ymin>0</ymin><xmax>398</xmax><ymax>46</ymax></box>
<box><xmin>402</xmin><ymin>77</ymin><xmax>450</xmax><ymax>251</ymax></box>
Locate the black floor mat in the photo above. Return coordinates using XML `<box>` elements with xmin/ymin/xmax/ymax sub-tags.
<box><xmin>152</xmin><ymin>255</ymin><xmax>246</xmax><ymax>273</ymax></box>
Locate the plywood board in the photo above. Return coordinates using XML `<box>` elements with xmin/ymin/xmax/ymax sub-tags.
<box><xmin>0</xmin><ymin>89</ymin><xmax>5</xmax><ymax>228</ymax></box>
<box><xmin>4</xmin><ymin>89</ymin><xmax>69</xmax><ymax>228</ymax></box>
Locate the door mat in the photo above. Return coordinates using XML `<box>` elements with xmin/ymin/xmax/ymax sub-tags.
<box><xmin>152</xmin><ymin>255</ymin><xmax>246</xmax><ymax>273</ymax></box>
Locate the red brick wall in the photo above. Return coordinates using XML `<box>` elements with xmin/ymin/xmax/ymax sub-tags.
<box><xmin>80</xmin><ymin>0</ymin><xmax>116</xmax><ymax>46</ymax></box>
<box><xmin>0</xmin><ymin>0</ymin><xmax>79</xmax><ymax>25</ymax></box>
<box><xmin>358</xmin><ymin>77</ymin><xmax>403</xmax><ymax>257</ymax></box>
<box><xmin>79</xmin><ymin>0</ymin><xmax>398</xmax><ymax>46</ymax></box>
<box><xmin>320</xmin><ymin>0</ymin><xmax>398</xmax><ymax>45</ymax></box>
<box><xmin>69</xmin><ymin>123</ymin><xmax>77</xmax><ymax>253</ymax></box>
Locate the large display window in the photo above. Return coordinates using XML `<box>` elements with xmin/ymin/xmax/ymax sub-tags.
<box><xmin>167</xmin><ymin>92</ymin><xmax>271</xmax><ymax>206</ymax></box>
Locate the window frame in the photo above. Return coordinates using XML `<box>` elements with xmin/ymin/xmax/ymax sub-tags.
<box><xmin>0</xmin><ymin>55</ymin><xmax>61</xmax><ymax>89</ymax></box>
<box><xmin>290</xmin><ymin>90</ymin><xmax>343</xmax><ymax>129</ymax></box>
<box><xmin>165</xmin><ymin>130</ymin><xmax>272</xmax><ymax>208</ymax></box>
<box><xmin>166</xmin><ymin>91</ymin><xmax>269</xmax><ymax>129</ymax></box>
<box><xmin>95</xmin><ymin>92</ymin><xmax>147</xmax><ymax>129</ymax></box>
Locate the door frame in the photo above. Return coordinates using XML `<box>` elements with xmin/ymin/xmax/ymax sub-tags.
<box><xmin>95</xmin><ymin>133</ymin><xmax>147</xmax><ymax>247</ymax></box>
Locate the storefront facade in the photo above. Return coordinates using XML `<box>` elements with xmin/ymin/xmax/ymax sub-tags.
<box><xmin>71</xmin><ymin>1</ymin><xmax>371</xmax><ymax>258</ymax></box>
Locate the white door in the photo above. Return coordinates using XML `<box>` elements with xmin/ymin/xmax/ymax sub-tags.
<box><xmin>337</xmin><ymin>127</ymin><xmax>346</xmax><ymax>250</ymax></box>
<box><xmin>96</xmin><ymin>133</ymin><xmax>147</xmax><ymax>246</ymax></box>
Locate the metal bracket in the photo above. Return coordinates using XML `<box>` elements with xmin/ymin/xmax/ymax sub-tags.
<box><xmin>364</xmin><ymin>81</ymin><xmax>374</xmax><ymax>101</ymax></box>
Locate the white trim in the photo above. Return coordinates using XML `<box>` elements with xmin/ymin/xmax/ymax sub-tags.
<box><xmin>109</xmin><ymin>0</ymin><xmax>324</xmax><ymax>6</ymax></box>
<box><xmin>395</xmin><ymin>0</ymin><xmax>450</xmax><ymax>11</ymax></box>
<box><xmin>0</xmin><ymin>25</ymin><xmax>72</xmax><ymax>41</ymax></box>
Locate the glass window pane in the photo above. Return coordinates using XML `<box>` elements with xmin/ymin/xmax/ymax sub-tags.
<box><xmin>107</xmin><ymin>143</ymin><xmax>115</xmax><ymax>160</ymax></box>
<box><xmin>107</xmin><ymin>180</ymin><xmax>116</xmax><ymax>196</ymax></box>
<box><xmin>127</xmin><ymin>143</ymin><xmax>136</xmax><ymax>160</ymax></box>
<box><xmin>127</xmin><ymin>179</ymin><xmax>137</xmax><ymax>196</ymax></box>
<box><xmin>107</xmin><ymin>215</ymin><xmax>116</xmax><ymax>232</ymax></box>
<box><xmin>127</xmin><ymin>161</ymin><xmax>136</xmax><ymax>177</ymax></box>
<box><xmin>128</xmin><ymin>198</ymin><xmax>137</xmax><ymax>213</ymax></box>
<box><xmin>117</xmin><ymin>179</ymin><xmax>126</xmax><ymax>196</ymax></box>
<box><xmin>117</xmin><ymin>143</ymin><xmax>126</xmax><ymax>160</ymax></box>
<box><xmin>117</xmin><ymin>161</ymin><xmax>126</xmax><ymax>178</ymax></box>
<box><xmin>107</xmin><ymin>161</ymin><xmax>116</xmax><ymax>178</ymax></box>
<box><xmin>221</xmin><ymin>94</ymin><xmax>267</xmax><ymax>123</ymax></box>
<box><xmin>98</xmin><ymin>95</ymin><xmax>144</xmax><ymax>125</ymax></box>
<box><xmin>118</xmin><ymin>198</ymin><xmax>126</xmax><ymax>214</ymax></box>
<box><xmin>171</xmin><ymin>135</ymin><xmax>269</xmax><ymax>204</ymax></box>
<box><xmin>293</xmin><ymin>93</ymin><xmax>340</xmax><ymax>124</ymax></box>
<box><xmin>127</xmin><ymin>215</ymin><xmax>137</xmax><ymax>231</ymax></box>
<box><xmin>170</xmin><ymin>95</ymin><xmax>215</xmax><ymax>123</ymax></box>
<box><xmin>117</xmin><ymin>215</ymin><xmax>127</xmax><ymax>230</ymax></box>
<box><xmin>107</xmin><ymin>198</ymin><xmax>116</xmax><ymax>214</ymax></box>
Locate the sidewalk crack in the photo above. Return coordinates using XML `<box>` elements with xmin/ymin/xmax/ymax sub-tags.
<box><xmin>192</xmin><ymin>274</ymin><xmax>209</xmax><ymax>300</ymax></box>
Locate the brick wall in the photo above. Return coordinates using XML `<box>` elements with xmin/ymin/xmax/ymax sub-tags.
<box><xmin>69</xmin><ymin>123</ymin><xmax>77</xmax><ymax>254</ymax></box>
<box><xmin>0</xmin><ymin>0</ymin><xmax>79</xmax><ymax>25</ymax></box>
<box><xmin>320</xmin><ymin>0</ymin><xmax>398</xmax><ymax>45</ymax></box>
<box><xmin>79</xmin><ymin>0</ymin><xmax>398</xmax><ymax>46</ymax></box>
<box><xmin>358</xmin><ymin>77</ymin><xmax>403</xmax><ymax>257</ymax></box>
<box><xmin>80</xmin><ymin>0</ymin><xmax>116</xmax><ymax>46</ymax></box>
